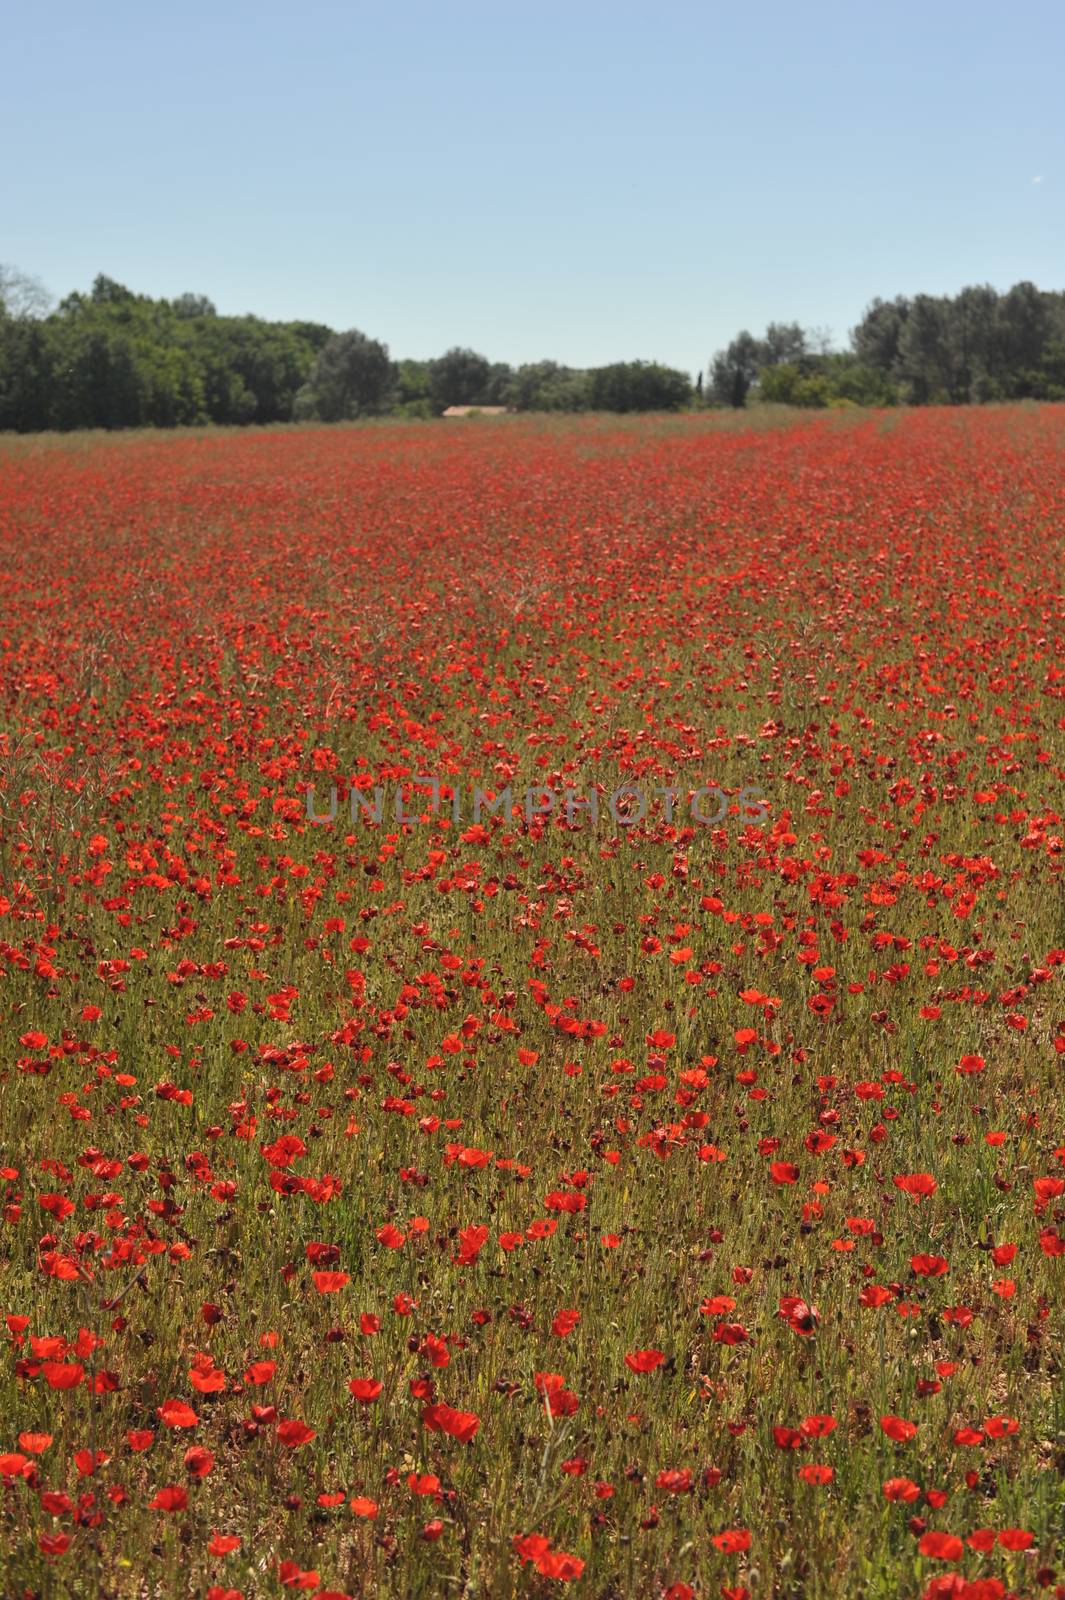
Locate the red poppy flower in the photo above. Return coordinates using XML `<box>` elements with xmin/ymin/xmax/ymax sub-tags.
<box><xmin>624</xmin><ymin>1349</ymin><xmax>665</xmax><ymax>1373</ymax></box>
<box><xmin>880</xmin><ymin>1416</ymin><xmax>918</xmax><ymax>1442</ymax></box>
<box><xmin>149</xmin><ymin>1486</ymin><xmax>188</xmax><ymax>1513</ymax></box>
<box><xmin>157</xmin><ymin>1399</ymin><xmax>198</xmax><ymax>1428</ymax></box>
<box><xmin>918</xmin><ymin>1531</ymin><xmax>963</xmax><ymax>1561</ymax></box>
<box><xmin>276</xmin><ymin>1419</ymin><xmax>316</xmax><ymax>1447</ymax></box>
<box><xmin>712</xmin><ymin>1528</ymin><xmax>751</xmax><ymax>1554</ymax></box>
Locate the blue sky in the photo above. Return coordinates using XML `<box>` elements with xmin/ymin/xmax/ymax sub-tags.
<box><xmin>3</xmin><ymin>0</ymin><xmax>1063</xmax><ymax>375</ymax></box>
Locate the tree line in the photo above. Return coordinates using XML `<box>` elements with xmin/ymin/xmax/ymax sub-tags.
<box><xmin>709</xmin><ymin>282</ymin><xmax>1065</xmax><ymax>407</ymax></box>
<box><xmin>0</xmin><ymin>268</ymin><xmax>690</xmax><ymax>431</ymax></box>
<box><xmin>2</xmin><ymin>267</ymin><xmax>1064</xmax><ymax>431</ymax></box>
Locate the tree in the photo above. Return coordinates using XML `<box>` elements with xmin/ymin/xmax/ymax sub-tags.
<box><xmin>293</xmin><ymin>329</ymin><xmax>392</xmax><ymax>422</ymax></box>
<box><xmin>762</xmin><ymin>322</ymin><xmax>808</xmax><ymax>367</ymax></box>
<box><xmin>587</xmin><ymin>361</ymin><xmax>691</xmax><ymax>412</ymax></box>
<box><xmin>288</xmin><ymin>320</ymin><xmax>334</xmax><ymax>354</ymax></box>
<box><xmin>819</xmin><ymin>353</ymin><xmax>897</xmax><ymax>405</ymax></box>
<box><xmin>0</xmin><ymin>317</ymin><xmax>55</xmax><ymax>430</ymax></box>
<box><xmin>90</xmin><ymin>274</ymin><xmax>137</xmax><ymax>306</ymax></box>
<box><xmin>709</xmin><ymin>331</ymin><xmax>764</xmax><ymax>407</ymax></box>
<box><xmin>996</xmin><ymin>282</ymin><xmax>1050</xmax><ymax>392</ymax></box>
<box><xmin>427</xmin><ymin>347</ymin><xmax>492</xmax><ymax>411</ymax></box>
<box><xmin>6</xmin><ymin>267</ymin><xmax>1065</xmax><ymax>432</ymax></box>
<box><xmin>484</xmin><ymin>362</ymin><xmax>515</xmax><ymax>405</ymax></box>
<box><xmin>945</xmin><ymin>284</ymin><xmax>1001</xmax><ymax>401</ymax></box>
<box><xmin>390</xmin><ymin>358</ymin><xmax>433</xmax><ymax>416</ymax></box>
<box><xmin>851</xmin><ymin>297</ymin><xmax>910</xmax><ymax>374</ymax></box>
<box><xmin>506</xmin><ymin>362</ymin><xmax>590</xmax><ymax>412</ymax></box>
<box><xmin>896</xmin><ymin>295</ymin><xmax>960</xmax><ymax>403</ymax></box>
<box><xmin>0</xmin><ymin>274</ymin><xmax>330</xmax><ymax>430</ymax></box>
<box><xmin>758</xmin><ymin>352</ymin><xmax>896</xmax><ymax>408</ymax></box>
<box><xmin>758</xmin><ymin>362</ymin><xmax>823</xmax><ymax>406</ymax></box>
<box><xmin>49</xmin><ymin>322</ymin><xmax>147</xmax><ymax>429</ymax></box>
<box><xmin>173</xmin><ymin>293</ymin><xmax>217</xmax><ymax>319</ymax></box>
<box><xmin>0</xmin><ymin>264</ymin><xmax>52</xmax><ymax>320</ymax></box>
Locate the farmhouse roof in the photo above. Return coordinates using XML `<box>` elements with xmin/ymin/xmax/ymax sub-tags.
<box><xmin>441</xmin><ymin>405</ymin><xmax>511</xmax><ymax>416</ymax></box>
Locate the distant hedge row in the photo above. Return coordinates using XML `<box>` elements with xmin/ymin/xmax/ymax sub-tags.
<box><xmin>708</xmin><ymin>283</ymin><xmax>1065</xmax><ymax>407</ymax></box>
<box><xmin>4</xmin><ymin>268</ymin><xmax>1064</xmax><ymax>431</ymax></box>
<box><xmin>0</xmin><ymin>271</ymin><xmax>692</xmax><ymax>431</ymax></box>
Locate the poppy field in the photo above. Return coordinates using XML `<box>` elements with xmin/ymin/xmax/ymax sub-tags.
<box><xmin>1</xmin><ymin>406</ymin><xmax>1064</xmax><ymax>1600</ymax></box>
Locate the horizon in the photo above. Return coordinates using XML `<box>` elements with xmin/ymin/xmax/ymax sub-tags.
<box><xmin>8</xmin><ymin>266</ymin><xmax>1065</xmax><ymax>381</ymax></box>
<box><xmin>4</xmin><ymin>0</ymin><xmax>1063</xmax><ymax>375</ymax></box>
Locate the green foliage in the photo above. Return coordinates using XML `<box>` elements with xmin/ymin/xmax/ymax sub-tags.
<box><xmin>709</xmin><ymin>331</ymin><xmax>763</xmax><ymax>407</ymax></box>
<box><xmin>8</xmin><ymin>264</ymin><xmax>1065</xmax><ymax>432</ymax></box>
<box><xmin>506</xmin><ymin>362</ymin><xmax>591</xmax><ymax>412</ymax></box>
<box><xmin>390</xmin><ymin>398</ymin><xmax>437</xmax><ymax>420</ymax></box>
<box><xmin>586</xmin><ymin>360</ymin><xmax>692</xmax><ymax>413</ymax></box>
<box><xmin>709</xmin><ymin>282</ymin><xmax>1065</xmax><ymax>410</ymax></box>
<box><xmin>821</xmin><ymin>354</ymin><xmax>897</xmax><ymax>406</ymax></box>
<box><xmin>427</xmin><ymin>347</ymin><xmax>494</xmax><ymax>411</ymax></box>
<box><xmin>393</xmin><ymin>359</ymin><xmax>431</xmax><ymax>407</ymax></box>
<box><xmin>758</xmin><ymin>354</ymin><xmax>897</xmax><ymax>408</ymax></box>
<box><xmin>0</xmin><ymin>273</ymin><xmax>324</xmax><ymax>431</ymax></box>
<box><xmin>294</xmin><ymin>329</ymin><xmax>393</xmax><ymax>422</ymax></box>
<box><xmin>853</xmin><ymin>281</ymin><xmax>1065</xmax><ymax>403</ymax></box>
<box><xmin>757</xmin><ymin>363</ymin><xmax>829</xmax><ymax>407</ymax></box>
